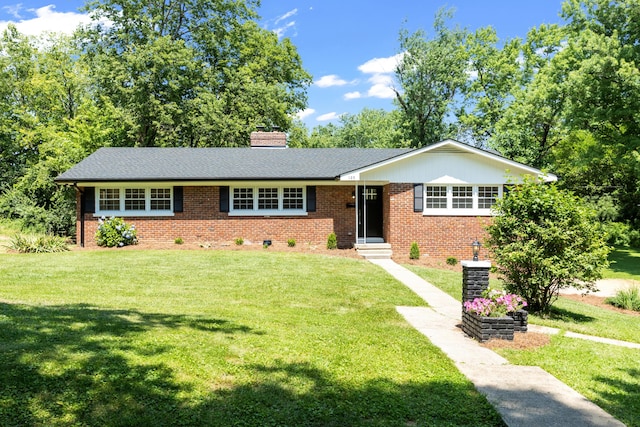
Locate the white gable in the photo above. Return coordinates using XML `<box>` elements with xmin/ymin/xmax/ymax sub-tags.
<box><xmin>339</xmin><ymin>139</ymin><xmax>556</xmax><ymax>184</ymax></box>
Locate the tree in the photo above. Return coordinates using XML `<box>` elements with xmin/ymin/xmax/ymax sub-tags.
<box><xmin>490</xmin><ymin>24</ymin><xmax>570</xmax><ymax>168</ymax></box>
<box><xmin>486</xmin><ymin>177</ymin><xmax>610</xmax><ymax>313</ymax></box>
<box><xmin>0</xmin><ymin>29</ymin><xmax>108</xmax><ymax>235</ymax></box>
<box><xmin>80</xmin><ymin>0</ymin><xmax>311</xmax><ymax>147</ymax></box>
<box><xmin>457</xmin><ymin>27</ymin><xmax>523</xmax><ymax>147</ymax></box>
<box><xmin>394</xmin><ymin>9</ymin><xmax>469</xmax><ymax>147</ymax></box>
<box><xmin>338</xmin><ymin>109</ymin><xmax>408</xmax><ymax>148</ymax></box>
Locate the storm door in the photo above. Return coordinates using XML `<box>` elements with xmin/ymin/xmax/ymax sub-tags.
<box><xmin>357</xmin><ymin>186</ymin><xmax>383</xmax><ymax>242</ymax></box>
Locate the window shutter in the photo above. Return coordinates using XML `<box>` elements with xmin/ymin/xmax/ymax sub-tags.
<box><xmin>173</xmin><ymin>186</ymin><xmax>184</xmax><ymax>212</ymax></box>
<box><xmin>413</xmin><ymin>184</ymin><xmax>423</xmax><ymax>212</ymax></box>
<box><xmin>220</xmin><ymin>186</ymin><xmax>230</xmax><ymax>212</ymax></box>
<box><xmin>306</xmin><ymin>186</ymin><xmax>316</xmax><ymax>212</ymax></box>
<box><xmin>83</xmin><ymin>187</ymin><xmax>95</xmax><ymax>213</ymax></box>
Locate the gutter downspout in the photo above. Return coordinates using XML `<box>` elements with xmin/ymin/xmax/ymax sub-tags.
<box><xmin>74</xmin><ymin>183</ymin><xmax>85</xmax><ymax>248</ymax></box>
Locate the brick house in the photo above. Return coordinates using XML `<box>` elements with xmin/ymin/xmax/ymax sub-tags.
<box><xmin>55</xmin><ymin>132</ymin><xmax>556</xmax><ymax>260</ymax></box>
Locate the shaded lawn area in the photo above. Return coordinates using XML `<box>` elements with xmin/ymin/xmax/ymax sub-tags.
<box><xmin>405</xmin><ymin>260</ymin><xmax>640</xmax><ymax>426</ymax></box>
<box><xmin>0</xmin><ymin>250</ymin><xmax>504</xmax><ymax>426</ymax></box>
<box><xmin>603</xmin><ymin>246</ymin><xmax>640</xmax><ymax>280</ymax></box>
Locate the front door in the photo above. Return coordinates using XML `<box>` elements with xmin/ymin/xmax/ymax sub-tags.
<box><xmin>358</xmin><ymin>186</ymin><xmax>383</xmax><ymax>242</ymax></box>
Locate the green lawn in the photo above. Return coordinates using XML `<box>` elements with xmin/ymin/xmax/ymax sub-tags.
<box><xmin>603</xmin><ymin>246</ymin><xmax>640</xmax><ymax>280</ymax></box>
<box><xmin>0</xmin><ymin>250</ymin><xmax>504</xmax><ymax>426</ymax></box>
<box><xmin>405</xmin><ymin>249</ymin><xmax>640</xmax><ymax>426</ymax></box>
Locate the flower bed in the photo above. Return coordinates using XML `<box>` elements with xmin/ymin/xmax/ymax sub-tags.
<box><xmin>462</xmin><ymin>287</ymin><xmax>527</xmax><ymax>341</ymax></box>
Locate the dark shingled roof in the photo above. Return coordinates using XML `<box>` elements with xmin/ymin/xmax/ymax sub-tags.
<box><xmin>55</xmin><ymin>147</ymin><xmax>412</xmax><ymax>183</ymax></box>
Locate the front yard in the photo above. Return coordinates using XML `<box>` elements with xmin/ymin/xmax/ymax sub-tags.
<box><xmin>0</xmin><ymin>250</ymin><xmax>504</xmax><ymax>426</ymax></box>
<box><xmin>406</xmin><ymin>259</ymin><xmax>640</xmax><ymax>427</ymax></box>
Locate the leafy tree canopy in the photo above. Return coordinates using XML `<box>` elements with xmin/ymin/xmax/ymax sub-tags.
<box><xmin>80</xmin><ymin>0</ymin><xmax>311</xmax><ymax>147</ymax></box>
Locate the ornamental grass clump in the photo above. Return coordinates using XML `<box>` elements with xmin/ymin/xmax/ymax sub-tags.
<box><xmin>464</xmin><ymin>288</ymin><xmax>527</xmax><ymax>317</ymax></box>
<box><xmin>96</xmin><ymin>217</ymin><xmax>137</xmax><ymax>247</ymax></box>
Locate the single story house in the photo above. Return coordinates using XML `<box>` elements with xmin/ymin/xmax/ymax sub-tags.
<box><xmin>55</xmin><ymin>131</ymin><xmax>556</xmax><ymax>259</ymax></box>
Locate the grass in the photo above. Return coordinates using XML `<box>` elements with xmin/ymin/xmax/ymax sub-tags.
<box><xmin>494</xmin><ymin>335</ymin><xmax>640</xmax><ymax>427</ymax></box>
<box><xmin>0</xmin><ymin>250</ymin><xmax>504</xmax><ymax>426</ymax></box>
<box><xmin>603</xmin><ymin>246</ymin><xmax>640</xmax><ymax>280</ymax></box>
<box><xmin>405</xmin><ymin>252</ymin><xmax>640</xmax><ymax>343</ymax></box>
<box><xmin>405</xmin><ymin>251</ymin><xmax>640</xmax><ymax>426</ymax></box>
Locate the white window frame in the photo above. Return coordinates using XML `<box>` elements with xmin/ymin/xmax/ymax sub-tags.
<box><xmin>229</xmin><ymin>185</ymin><xmax>307</xmax><ymax>216</ymax></box>
<box><xmin>95</xmin><ymin>186</ymin><xmax>174</xmax><ymax>217</ymax></box>
<box><xmin>422</xmin><ymin>185</ymin><xmax>501</xmax><ymax>216</ymax></box>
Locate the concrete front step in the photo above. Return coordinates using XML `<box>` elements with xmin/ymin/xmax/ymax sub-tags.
<box><xmin>354</xmin><ymin>243</ymin><xmax>393</xmax><ymax>259</ymax></box>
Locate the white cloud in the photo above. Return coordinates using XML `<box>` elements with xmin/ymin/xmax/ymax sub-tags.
<box><xmin>344</xmin><ymin>91</ymin><xmax>361</xmax><ymax>100</ymax></box>
<box><xmin>3</xmin><ymin>4</ymin><xmax>23</xmax><ymax>19</ymax></box>
<box><xmin>357</xmin><ymin>53</ymin><xmax>404</xmax><ymax>74</ymax></box>
<box><xmin>354</xmin><ymin>53</ymin><xmax>403</xmax><ymax>99</ymax></box>
<box><xmin>275</xmin><ymin>8</ymin><xmax>297</xmax><ymax>25</ymax></box>
<box><xmin>315</xmin><ymin>74</ymin><xmax>349</xmax><ymax>88</ymax></box>
<box><xmin>0</xmin><ymin>5</ymin><xmax>92</xmax><ymax>36</ymax></box>
<box><xmin>274</xmin><ymin>21</ymin><xmax>295</xmax><ymax>38</ymax></box>
<box><xmin>270</xmin><ymin>8</ymin><xmax>297</xmax><ymax>39</ymax></box>
<box><xmin>317</xmin><ymin>112</ymin><xmax>342</xmax><ymax>121</ymax></box>
<box><xmin>367</xmin><ymin>84</ymin><xmax>395</xmax><ymax>99</ymax></box>
<box><xmin>368</xmin><ymin>73</ymin><xmax>393</xmax><ymax>86</ymax></box>
<box><xmin>296</xmin><ymin>108</ymin><xmax>315</xmax><ymax>120</ymax></box>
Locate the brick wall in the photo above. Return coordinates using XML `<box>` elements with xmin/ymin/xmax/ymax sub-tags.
<box><xmin>77</xmin><ymin>185</ymin><xmax>356</xmax><ymax>248</ymax></box>
<box><xmin>76</xmin><ymin>183</ymin><xmax>492</xmax><ymax>260</ymax></box>
<box><xmin>386</xmin><ymin>183</ymin><xmax>492</xmax><ymax>261</ymax></box>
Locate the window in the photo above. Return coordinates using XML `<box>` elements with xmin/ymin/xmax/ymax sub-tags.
<box><xmin>258</xmin><ymin>188</ymin><xmax>278</xmax><ymax>210</ymax></box>
<box><xmin>96</xmin><ymin>187</ymin><xmax>173</xmax><ymax>216</ymax></box>
<box><xmin>420</xmin><ymin>185</ymin><xmax>502</xmax><ymax>215</ymax></box>
<box><xmin>100</xmin><ymin>188</ymin><xmax>120</xmax><ymax>211</ymax></box>
<box><xmin>478</xmin><ymin>186</ymin><xmax>499</xmax><ymax>209</ymax></box>
<box><xmin>231</xmin><ymin>186</ymin><xmax>306</xmax><ymax>215</ymax></box>
<box><xmin>151</xmin><ymin>188</ymin><xmax>171</xmax><ymax>210</ymax></box>
<box><xmin>425</xmin><ymin>186</ymin><xmax>447</xmax><ymax>209</ymax></box>
<box><xmin>233</xmin><ymin>188</ymin><xmax>253</xmax><ymax>210</ymax></box>
<box><xmin>125</xmin><ymin>188</ymin><xmax>146</xmax><ymax>210</ymax></box>
<box><xmin>283</xmin><ymin>188</ymin><xmax>304</xmax><ymax>210</ymax></box>
<box><xmin>452</xmin><ymin>186</ymin><xmax>473</xmax><ymax>209</ymax></box>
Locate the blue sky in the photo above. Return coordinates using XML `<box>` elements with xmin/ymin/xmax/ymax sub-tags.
<box><xmin>1</xmin><ymin>1</ymin><xmax>565</xmax><ymax>128</ymax></box>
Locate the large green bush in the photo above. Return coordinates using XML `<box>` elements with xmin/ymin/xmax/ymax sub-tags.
<box><xmin>96</xmin><ymin>217</ymin><xmax>138</xmax><ymax>247</ymax></box>
<box><xmin>486</xmin><ymin>177</ymin><xmax>610</xmax><ymax>313</ymax></box>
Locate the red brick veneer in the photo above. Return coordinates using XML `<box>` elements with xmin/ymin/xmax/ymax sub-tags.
<box><xmin>385</xmin><ymin>183</ymin><xmax>492</xmax><ymax>261</ymax></box>
<box><xmin>76</xmin><ymin>183</ymin><xmax>492</xmax><ymax>260</ymax></box>
<box><xmin>77</xmin><ymin>185</ymin><xmax>357</xmax><ymax>248</ymax></box>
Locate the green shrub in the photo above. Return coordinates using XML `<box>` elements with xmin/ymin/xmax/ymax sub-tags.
<box><xmin>174</xmin><ymin>237</ymin><xmax>184</xmax><ymax>245</ymax></box>
<box><xmin>95</xmin><ymin>217</ymin><xmax>137</xmax><ymax>248</ymax></box>
<box><xmin>486</xmin><ymin>177</ymin><xmax>610</xmax><ymax>313</ymax></box>
<box><xmin>287</xmin><ymin>238</ymin><xmax>296</xmax><ymax>247</ymax></box>
<box><xmin>630</xmin><ymin>228</ymin><xmax>640</xmax><ymax>248</ymax></box>
<box><xmin>8</xmin><ymin>233</ymin><xmax>69</xmax><ymax>253</ymax></box>
<box><xmin>606</xmin><ymin>286</ymin><xmax>640</xmax><ymax>311</ymax></box>
<box><xmin>409</xmin><ymin>242</ymin><xmax>420</xmax><ymax>260</ymax></box>
<box><xmin>234</xmin><ymin>237</ymin><xmax>244</xmax><ymax>245</ymax></box>
<box><xmin>446</xmin><ymin>256</ymin><xmax>458</xmax><ymax>266</ymax></box>
<box><xmin>602</xmin><ymin>222</ymin><xmax>632</xmax><ymax>247</ymax></box>
<box><xmin>327</xmin><ymin>232</ymin><xmax>337</xmax><ymax>250</ymax></box>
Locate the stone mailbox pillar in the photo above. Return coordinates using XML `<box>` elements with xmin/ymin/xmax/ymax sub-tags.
<box><xmin>461</xmin><ymin>260</ymin><xmax>492</xmax><ymax>304</ymax></box>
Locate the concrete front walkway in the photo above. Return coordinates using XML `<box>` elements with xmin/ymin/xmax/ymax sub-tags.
<box><xmin>369</xmin><ymin>259</ymin><xmax>626</xmax><ymax>427</ymax></box>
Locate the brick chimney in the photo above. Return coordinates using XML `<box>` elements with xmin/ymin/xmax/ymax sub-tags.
<box><xmin>250</xmin><ymin>126</ymin><xmax>287</xmax><ymax>148</ymax></box>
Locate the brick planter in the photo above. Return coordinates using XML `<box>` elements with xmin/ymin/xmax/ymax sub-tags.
<box><xmin>509</xmin><ymin>309</ymin><xmax>528</xmax><ymax>332</ymax></box>
<box><xmin>462</xmin><ymin>311</ymin><xmax>514</xmax><ymax>342</ymax></box>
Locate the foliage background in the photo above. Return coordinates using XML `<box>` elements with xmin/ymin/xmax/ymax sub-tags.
<box><xmin>0</xmin><ymin>0</ymin><xmax>638</xmax><ymax>240</ymax></box>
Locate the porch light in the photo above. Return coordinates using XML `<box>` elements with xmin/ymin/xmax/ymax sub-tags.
<box><xmin>471</xmin><ymin>238</ymin><xmax>481</xmax><ymax>261</ymax></box>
